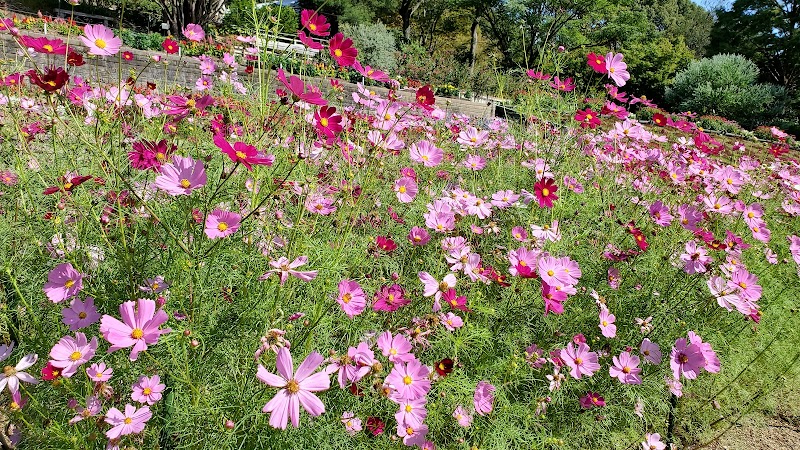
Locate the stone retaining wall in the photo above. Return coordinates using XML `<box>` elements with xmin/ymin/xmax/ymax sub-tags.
<box><xmin>0</xmin><ymin>31</ymin><xmax>496</xmax><ymax>118</ymax></box>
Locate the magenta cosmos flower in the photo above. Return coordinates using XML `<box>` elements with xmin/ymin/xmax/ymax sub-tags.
<box><xmin>154</xmin><ymin>155</ymin><xmax>207</xmax><ymax>196</ymax></box>
<box><xmin>105</xmin><ymin>404</ymin><xmax>152</xmax><ymax>439</ymax></box>
<box><xmin>204</xmin><ymin>209</ymin><xmax>241</xmax><ymax>239</ymax></box>
<box><xmin>100</xmin><ymin>298</ymin><xmax>171</xmax><ymax>361</ymax></box>
<box><xmin>473</xmin><ymin>380</ymin><xmax>496</xmax><ymax>416</ymax></box>
<box><xmin>337</xmin><ymin>279</ymin><xmax>366</xmax><ymax>318</ymax></box>
<box><xmin>260</xmin><ymin>256</ymin><xmax>318</xmax><ymax>285</ymax></box>
<box><xmin>183</xmin><ymin>23</ymin><xmax>205</xmax><ymax>41</ymax></box>
<box><xmin>213</xmin><ymin>134</ymin><xmax>274</xmax><ymax>170</ymax></box>
<box><xmin>609</xmin><ymin>351</ymin><xmax>642</xmax><ymax>384</ymax></box>
<box><xmin>534</xmin><ymin>178</ymin><xmax>558</xmax><ymax>208</ymax></box>
<box><xmin>387</xmin><ymin>359</ymin><xmax>431</xmax><ymax>401</ymax></box>
<box><xmin>48</xmin><ymin>332</ymin><xmax>97</xmax><ymax>378</ymax></box>
<box><xmin>276</xmin><ymin>69</ymin><xmax>327</xmax><ymax>106</ymax></box>
<box><xmin>314</xmin><ymin>105</ymin><xmax>343</xmax><ymax>139</ymax></box>
<box><xmin>44</xmin><ymin>262</ymin><xmax>84</xmax><ymax>303</ymax></box>
<box><xmin>328</xmin><ymin>33</ymin><xmax>357</xmax><ymax>67</ymax></box>
<box><xmin>561</xmin><ymin>342</ymin><xmax>600</xmax><ymax>379</ymax></box>
<box><xmin>301</xmin><ymin>9</ymin><xmax>330</xmax><ymax>36</ymax></box>
<box><xmin>670</xmin><ymin>338</ymin><xmax>705</xmax><ymax>379</ymax></box>
<box><xmin>257</xmin><ymin>347</ymin><xmax>331</xmax><ymax>429</ymax></box>
<box><xmin>132</xmin><ymin>375</ymin><xmax>166</xmax><ymax>405</ymax></box>
<box><xmin>79</xmin><ymin>24</ymin><xmax>122</xmax><ymax>56</ymax></box>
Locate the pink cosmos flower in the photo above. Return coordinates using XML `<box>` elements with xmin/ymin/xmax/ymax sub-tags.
<box><xmin>561</xmin><ymin>342</ymin><xmax>600</xmax><ymax>379</ymax></box>
<box><xmin>670</xmin><ymin>338</ymin><xmax>705</xmax><ymax>379</ymax></box>
<box><xmin>140</xmin><ymin>276</ymin><xmax>169</xmax><ymax>294</ymax></box>
<box><xmin>453</xmin><ymin>405</ymin><xmax>473</xmax><ymax>427</ymax></box>
<box><xmin>605</xmin><ymin>52</ymin><xmax>630</xmax><ymax>86</ymax></box>
<box><xmin>329</xmin><ymin>33</ymin><xmax>357</xmax><ymax>67</ymax></box>
<box><xmin>386</xmin><ymin>359</ymin><xmax>431</xmax><ymax>401</ymax></box>
<box><xmin>314</xmin><ymin>106</ymin><xmax>343</xmax><ymax>140</ymax></box>
<box><xmin>377</xmin><ymin>331</ymin><xmax>415</xmax><ymax>364</ymax></box>
<box><xmin>105</xmin><ymin>404</ymin><xmax>152</xmax><ymax>439</ymax></box>
<box><xmin>298</xmin><ymin>30</ymin><xmax>324</xmax><ymax>50</ymax></box>
<box><xmin>419</xmin><ymin>272</ymin><xmax>456</xmax><ymax>309</ymax></box>
<box><xmin>213</xmin><ymin>134</ymin><xmax>274</xmax><ymax>170</ymax></box>
<box><xmin>681</xmin><ymin>240</ymin><xmax>711</xmax><ymax>274</ymax></box>
<box><xmin>549</xmin><ymin>76</ymin><xmax>575</xmax><ymax>92</ymax></box>
<box><xmin>599</xmin><ymin>308</ymin><xmax>617</xmax><ymax>338</ymax></box>
<box><xmin>642</xmin><ymin>433</ymin><xmax>666</xmax><ymax>450</ymax></box>
<box><xmin>609</xmin><ymin>351</ymin><xmax>642</xmax><ymax>384</ymax></box>
<box><xmin>464</xmin><ymin>154</ymin><xmax>487</xmax><ymax>170</ymax></box>
<box><xmin>442</xmin><ymin>288</ymin><xmax>469</xmax><ymax>311</ymax></box>
<box><xmin>353</xmin><ymin>61</ymin><xmax>390</xmax><ymax>82</ymax></box>
<box><xmin>409</xmin><ymin>140</ymin><xmax>443</xmax><ymax>167</ymax></box>
<box><xmin>301</xmin><ymin>10</ymin><xmax>330</xmax><ymax>36</ymax></box>
<box><xmin>183</xmin><ymin>23</ymin><xmax>205</xmax><ymax>41</ymax></box>
<box><xmin>48</xmin><ymin>332</ymin><xmax>97</xmax><ymax>378</ymax></box>
<box><xmin>649</xmin><ymin>201</ymin><xmax>673</xmax><ymax>226</ymax></box>
<box><xmin>533</xmin><ymin>178</ymin><xmax>558</xmax><ymax>208</ymax></box>
<box><xmin>80</xmin><ymin>24</ymin><xmax>122</xmax><ymax>56</ymax></box>
<box><xmin>408</xmin><ymin>226</ymin><xmax>431</xmax><ymax>246</ymax></box>
<box><xmin>86</xmin><ymin>362</ymin><xmax>113</xmax><ymax>383</ymax></box>
<box><xmin>43</xmin><ymin>262</ymin><xmax>84</xmax><ymax>303</ymax></box>
<box><xmin>542</xmin><ymin>281</ymin><xmax>568</xmax><ymax>315</ymax></box>
<box><xmin>587</xmin><ymin>52</ymin><xmax>607</xmax><ymax>73</ymax></box>
<box><xmin>788</xmin><ymin>235</ymin><xmax>800</xmax><ymax>265</ymax></box>
<box><xmin>373</xmin><ymin>284</ymin><xmax>409</xmax><ymax>312</ymax></box>
<box><xmin>154</xmin><ymin>155</ymin><xmax>207</xmax><ymax>196</ymax></box>
<box><xmin>20</xmin><ymin>36</ymin><xmax>68</xmax><ymax>55</ymax></box>
<box><xmin>473</xmin><ymin>380</ymin><xmax>495</xmax><ymax>416</ymax></box>
<box><xmin>341</xmin><ymin>411</ymin><xmax>362</xmax><ymax>435</ymax></box>
<box><xmin>728</xmin><ymin>268</ymin><xmax>761</xmax><ymax>301</ymax></box>
<box><xmin>688</xmin><ymin>331</ymin><xmax>720</xmax><ymax>374</ymax></box>
<box><xmin>276</xmin><ymin>69</ymin><xmax>327</xmax><ymax>106</ymax></box>
<box><xmin>204</xmin><ymin>209</ymin><xmax>241</xmax><ymax>239</ymax></box>
<box><xmin>61</xmin><ymin>297</ymin><xmax>100</xmax><ymax>331</ymax></box>
<box><xmin>260</xmin><ymin>256</ymin><xmax>318</xmax><ymax>285</ymax></box>
<box><xmin>457</xmin><ymin>126</ymin><xmax>489</xmax><ymax>147</ymax></box>
<box><xmin>305</xmin><ymin>193</ymin><xmax>337</xmax><ymax>215</ymax></box>
<box><xmin>69</xmin><ymin>395</ymin><xmax>101</xmax><ymax>425</ymax></box>
<box><xmin>100</xmin><ymin>298</ymin><xmax>171</xmax><ymax>361</ymax></box>
<box><xmin>132</xmin><ymin>375</ymin><xmax>166</xmax><ymax>405</ymax></box>
<box><xmin>394</xmin><ymin>397</ymin><xmax>427</xmax><ymax>428</ymax></box>
<box><xmin>579</xmin><ymin>392</ymin><xmax>605</xmax><ymax>409</ymax></box>
<box><xmin>639</xmin><ymin>338</ymin><xmax>662</xmax><ymax>364</ymax></box>
<box><xmin>440</xmin><ymin>312</ymin><xmax>464</xmax><ymax>331</ymax></box>
<box><xmin>397</xmin><ymin>423</ymin><xmax>429</xmax><ymax>447</ymax></box>
<box><xmin>394</xmin><ymin>176</ymin><xmax>418</xmax><ymax>203</ymax></box>
<box><xmin>337</xmin><ymin>279</ymin><xmax>366</xmax><ymax>318</ymax></box>
<box><xmin>257</xmin><ymin>347</ymin><xmax>330</xmax><ymax>429</ymax></box>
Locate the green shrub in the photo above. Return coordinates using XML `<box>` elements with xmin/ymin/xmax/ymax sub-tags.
<box><xmin>696</xmin><ymin>115</ymin><xmax>743</xmax><ymax>134</ymax></box>
<box><xmin>339</xmin><ymin>22</ymin><xmax>397</xmax><ymax>73</ymax></box>
<box><xmin>218</xmin><ymin>0</ymin><xmax>298</xmax><ymax>36</ymax></box>
<box><xmin>665</xmin><ymin>54</ymin><xmax>789</xmax><ymax>129</ymax></box>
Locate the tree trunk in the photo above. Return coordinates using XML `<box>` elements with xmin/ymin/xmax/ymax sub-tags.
<box><xmin>469</xmin><ymin>17</ymin><xmax>479</xmax><ymax>75</ymax></box>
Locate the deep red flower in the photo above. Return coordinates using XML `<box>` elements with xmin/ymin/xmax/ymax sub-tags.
<box><xmin>580</xmin><ymin>392</ymin><xmax>606</xmax><ymax>409</ymax></box>
<box><xmin>43</xmin><ymin>175</ymin><xmax>93</xmax><ymax>195</ymax></box>
<box><xmin>328</xmin><ymin>33</ymin><xmax>357</xmax><ymax>67</ymax></box>
<box><xmin>162</xmin><ymin>38</ymin><xmax>179</xmax><ymax>54</ymax></box>
<box><xmin>122</xmin><ymin>51</ymin><xmax>134</xmax><ymax>61</ymax></box>
<box><xmin>41</xmin><ymin>362</ymin><xmax>62</xmax><ymax>381</ymax></box>
<box><xmin>652</xmin><ymin>113</ymin><xmax>668</xmax><ymax>127</ymax></box>
<box><xmin>376</xmin><ymin>236</ymin><xmax>397</xmax><ymax>252</ymax></box>
<box><xmin>533</xmin><ymin>178</ymin><xmax>559</xmax><ymax>208</ymax></box>
<box><xmin>586</xmin><ymin>52</ymin><xmax>607</xmax><ymax>73</ymax></box>
<box><xmin>27</xmin><ymin>66</ymin><xmax>69</xmax><ymax>92</ymax></box>
<box><xmin>366</xmin><ymin>417</ymin><xmax>385</xmax><ymax>436</ymax></box>
<box><xmin>415</xmin><ymin>85</ymin><xmax>435</xmax><ymax>110</ymax></box>
<box><xmin>435</xmin><ymin>358</ymin><xmax>454</xmax><ymax>377</ymax></box>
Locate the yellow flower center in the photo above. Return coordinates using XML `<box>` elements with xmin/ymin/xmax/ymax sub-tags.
<box><xmin>235</xmin><ymin>151</ymin><xmax>247</xmax><ymax>160</ymax></box>
<box><xmin>131</xmin><ymin>328</ymin><xmax>144</xmax><ymax>339</ymax></box>
<box><xmin>405</xmin><ymin>404</ymin><xmax>413</xmax><ymax>412</ymax></box>
<box><xmin>151</xmin><ymin>283</ymin><xmax>160</xmax><ymax>291</ymax></box>
<box><xmin>3</xmin><ymin>366</ymin><xmax>16</xmax><ymax>377</ymax></box>
<box><xmin>609</xmin><ymin>67</ymin><xmax>616</xmax><ymax>73</ymax></box>
<box><xmin>390</xmin><ymin>348</ymin><xmax>397</xmax><ymax>355</ymax></box>
<box><xmin>541</xmin><ymin>188</ymin><xmax>550</xmax><ymax>197</ymax></box>
<box><xmin>439</xmin><ymin>282</ymin><xmax>449</xmax><ymax>291</ymax></box>
<box><xmin>79</xmin><ymin>311</ymin><xmax>87</xmax><ymax>319</ymax></box>
<box><xmin>95</xmin><ymin>39</ymin><xmax>107</xmax><ymax>49</ymax></box>
<box><xmin>547</xmin><ymin>270</ymin><xmax>554</xmax><ymax>277</ymax></box>
<box><xmin>334</xmin><ymin>49</ymin><xmax>343</xmax><ymax>57</ymax></box>
<box><xmin>739</xmin><ymin>281</ymin><xmax>747</xmax><ymax>288</ymax></box>
<box><xmin>403</xmin><ymin>375</ymin><xmax>413</xmax><ymax>385</ymax></box>
<box><xmin>384</xmin><ymin>113</ymin><xmax>392</xmax><ymax>121</ymax></box>
<box><xmin>180</xmin><ymin>179</ymin><xmax>191</xmax><ymax>188</ymax></box>
<box><xmin>320</xmin><ymin>117</ymin><xmax>329</xmax><ymax>127</ymax></box>
<box><xmin>398</xmin><ymin>185</ymin><xmax>406</xmax><ymax>193</ymax></box>
<box><xmin>124</xmin><ymin>417</ymin><xmax>132</xmax><ymax>424</ymax></box>
<box><xmin>602</xmin><ymin>321</ymin><xmax>608</xmax><ymax>326</ymax></box>
<box><xmin>69</xmin><ymin>351</ymin><xmax>82</xmax><ymax>361</ymax></box>
<box><xmin>95</xmin><ymin>372</ymin><xmax>104</xmax><ymax>379</ymax></box>
<box><xmin>143</xmin><ymin>387</ymin><xmax>152</xmax><ymax>395</ymax></box>
<box><xmin>575</xmin><ymin>358</ymin><xmax>583</xmax><ymax>365</ymax></box>
<box><xmin>406</xmin><ymin>427</ymin><xmax>414</xmax><ymax>435</ymax></box>
<box><xmin>65</xmin><ymin>279</ymin><xmax>75</xmax><ymax>288</ymax></box>
<box><xmin>217</xmin><ymin>222</ymin><xmax>229</xmax><ymax>232</ymax></box>
<box><xmin>622</xmin><ymin>366</ymin><xmax>631</xmax><ymax>374</ymax></box>
<box><xmin>186</xmin><ymin>99</ymin><xmax>196</xmax><ymax>108</ymax></box>
<box><xmin>309</xmin><ymin>23</ymin><xmax>317</xmax><ymax>31</ymax></box>
<box><xmin>286</xmin><ymin>379</ymin><xmax>300</xmax><ymax>394</ymax></box>
<box><xmin>43</xmin><ymin>44</ymin><xmax>54</xmax><ymax>52</ymax></box>
<box><xmin>342</xmin><ymin>293</ymin><xmax>352</xmax><ymax>304</ymax></box>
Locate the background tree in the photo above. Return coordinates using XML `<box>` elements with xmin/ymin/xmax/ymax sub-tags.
<box><xmin>154</xmin><ymin>0</ymin><xmax>226</xmax><ymax>36</ymax></box>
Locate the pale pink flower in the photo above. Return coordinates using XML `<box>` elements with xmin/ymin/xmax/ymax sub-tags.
<box><xmin>376</xmin><ymin>331</ymin><xmax>414</xmax><ymax>364</ymax></box>
<box><xmin>394</xmin><ymin>397</ymin><xmax>427</xmax><ymax>428</ymax></box>
<box><xmin>0</xmin><ymin>347</ymin><xmax>38</xmax><ymax>394</ymax></box>
<box><xmin>183</xmin><ymin>23</ymin><xmax>205</xmax><ymax>41</ymax></box>
<box><xmin>639</xmin><ymin>338</ymin><xmax>662</xmax><ymax>364</ymax></box>
<box><xmin>257</xmin><ymin>347</ymin><xmax>330</xmax><ymax>429</ymax></box>
<box><xmin>204</xmin><ymin>209</ymin><xmax>241</xmax><ymax>239</ymax></box>
<box><xmin>61</xmin><ymin>297</ymin><xmax>100</xmax><ymax>330</ymax></box>
<box><xmin>43</xmin><ymin>262</ymin><xmax>84</xmax><ymax>303</ymax></box>
<box><xmin>386</xmin><ymin>359</ymin><xmax>431</xmax><ymax>401</ymax></box>
<box><xmin>473</xmin><ymin>380</ymin><xmax>495</xmax><ymax>416</ymax></box>
<box><xmin>599</xmin><ymin>308</ymin><xmax>617</xmax><ymax>338</ymax></box>
<box><xmin>86</xmin><ymin>362</ymin><xmax>113</xmax><ymax>382</ymax></box>
<box><xmin>69</xmin><ymin>395</ymin><xmax>101</xmax><ymax>425</ymax></box>
<box><xmin>341</xmin><ymin>411</ymin><xmax>362</xmax><ymax>435</ymax></box>
<box><xmin>642</xmin><ymin>433</ymin><xmax>666</xmax><ymax>450</ymax></box>
<box><xmin>453</xmin><ymin>405</ymin><xmax>473</xmax><ymax>427</ymax></box>
<box><xmin>561</xmin><ymin>342</ymin><xmax>600</xmax><ymax>379</ymax></box>
<box><xmin>337</xmin><ymin>279</ymin><xmax>366</xmax><ymax>318</ymax></box>
<box><xmin>394</xmin><ymin>176</ymin><xmax>418</xmax><ymax>203</ymax></box>
<box><xmin>440</xmin><ymin>312</ymin><xmax>464</xmax><ymax>331</ymax></box>
<box><xmin>259</xmin><ymin>256</ymin><xmax>318</xmax><ymax>285</ymax></box>
<box><xmin>605</xmin><ymin>52</ymin><xmax>630</xmax><ymax>86</ymax></box>
<box><xmin>79</xmin><ymin>24</ymin><xmax>122</xmax><ymax>56</ymax></box>
<box><xmin>670</xmin><ymin>338</ymin><xmax>705</xmax><ymax>379</ymax></box>
<box><xmin>609</xmin><ymin>351</ymin><xmax>642</xmax><ymax>384</ymax></box>
<box><xmin>409</xmin><ymin>140</ymin><xmax>443</xmax><ymax>167</ymax></box>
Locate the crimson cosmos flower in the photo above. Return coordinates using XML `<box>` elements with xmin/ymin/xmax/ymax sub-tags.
<box><xmin>533</xmin><ymin>178</ymin><xmax>558</xmax><ymax>208</ymax></box>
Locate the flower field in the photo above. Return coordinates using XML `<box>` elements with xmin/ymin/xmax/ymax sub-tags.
<box><xmin>1</xmin><ymin>10</ymin><xmax>800</xmax><ymax>450</ymax></box>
